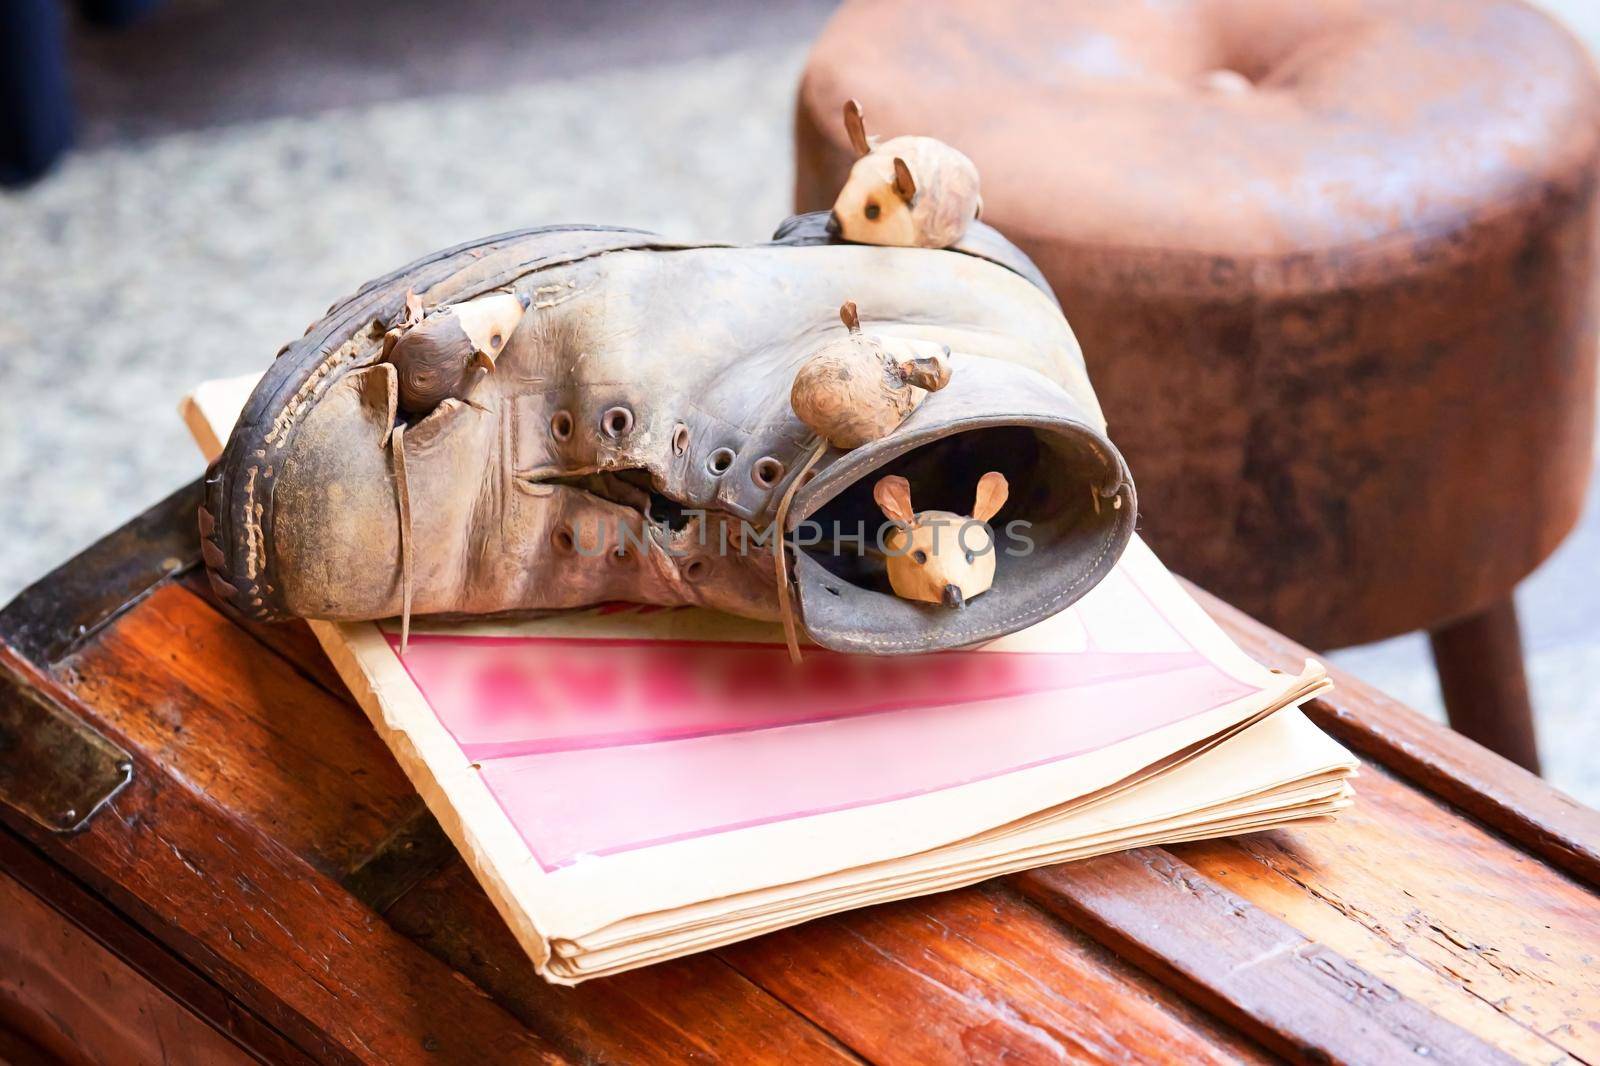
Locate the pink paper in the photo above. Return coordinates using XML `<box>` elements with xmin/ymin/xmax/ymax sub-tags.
<box><xmin>387</xmin><ymin>564</ymin><xmax>1261</xmax><ymax>869</ymax></box>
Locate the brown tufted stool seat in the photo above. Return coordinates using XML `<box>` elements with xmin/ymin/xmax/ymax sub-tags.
<box><xmin>796</xmin><ymin>0</ymin><xmax>1600</xmax><ymax>769</ymax></box>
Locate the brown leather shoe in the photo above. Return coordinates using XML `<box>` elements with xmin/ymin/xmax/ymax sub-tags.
<box><xmin>200</xmin><ymin>216</ymin><xmax>1135</xmax><ymax>654</ymax></box>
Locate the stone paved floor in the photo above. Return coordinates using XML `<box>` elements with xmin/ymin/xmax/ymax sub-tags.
<box><xmin>2</xmin><ymin>0</ymin><xmax>1596</xmax><ymax>804</ymax></box>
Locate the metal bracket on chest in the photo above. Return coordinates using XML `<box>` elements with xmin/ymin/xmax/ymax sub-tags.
<box><xmin>0</xmin><ymin>670</ymin><xmax>132</xmax><ymax>834</ymax></box>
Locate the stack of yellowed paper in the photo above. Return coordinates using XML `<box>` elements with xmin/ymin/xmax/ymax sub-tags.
<box><xmin>185</xmin><ymin>374</ymin><xmax>1356</xmax><ymax>985</ymax></box>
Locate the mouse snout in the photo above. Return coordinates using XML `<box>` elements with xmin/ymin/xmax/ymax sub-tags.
<box><xmin>825</xmin><ymin>211</ymin><xmax>842</xmax><ymax>236</ymax></box>
<box><xmin>942</xmin><ymin>584</ymin><xmax>965</xmax><ymax>609</ymax></box>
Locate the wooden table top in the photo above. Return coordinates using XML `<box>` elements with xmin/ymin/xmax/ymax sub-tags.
<box><xmin>2</xmin><ymin>481</ymin><xmax>1599</xmax><ymax>1065</ymax></box>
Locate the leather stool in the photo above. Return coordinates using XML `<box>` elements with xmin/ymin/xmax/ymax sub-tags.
<box><xmin>795</xmin><ymin>0</ymin><xmax>1600</xmax><ymax>771</ymax></box>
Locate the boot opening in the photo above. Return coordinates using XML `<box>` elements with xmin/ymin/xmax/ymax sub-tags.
<box><xmin>795</xmin><ymin>425</ymin><xmax>1109</xmax><ymax>598</ymax></box>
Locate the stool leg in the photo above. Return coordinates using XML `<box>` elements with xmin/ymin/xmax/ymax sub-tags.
<box><xmin>1427</xmin><ymin>596</ymin><xmax>1540</xmax><ymax>773</ymax></box>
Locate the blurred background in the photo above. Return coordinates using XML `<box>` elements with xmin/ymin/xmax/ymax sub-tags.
<box><xmin>2</xmin><ymin>0</ymin><xmax>1598</xmax><ymax>800</ymax></box>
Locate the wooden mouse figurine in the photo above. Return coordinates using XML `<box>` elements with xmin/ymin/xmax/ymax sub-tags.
<box><xmin>874</xmin><ymin>472</ymin><xmax>1009</xmax><ymax>608</ymax></box>
<box><xmin>383</xmin><ymin>289</ymin><xmax>530</xmax><ymax>416</ymax></box>
<box><xmin>827</xmin><ymin>98</ymin><xmax>982</xmax><ymax>248</ymax></box>
<box><xmin>791</xmin><ymin>300</ymin><xmax>952</xmax><ymax>449</ymax></box>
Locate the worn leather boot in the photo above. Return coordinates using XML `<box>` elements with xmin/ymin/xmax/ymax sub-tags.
<box><xmin>201</xmin><ymin>215</ymin><xmax>1135</xmax><ymax>654</ymax></box>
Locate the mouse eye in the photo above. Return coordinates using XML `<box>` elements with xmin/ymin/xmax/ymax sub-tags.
<box><xmin>965</xmin><ymin>551</ymin><xmax>975</xmax><ymax>564</ymax></box>
<box><xmin>912</xmin><ymin>549</ymin><xmax>928</xmax><ymax>564</ymax></box>
<box><xmin>865</xmin><ymin>201</ymin><xmax>881</xmax><ymax>220</ymax></box>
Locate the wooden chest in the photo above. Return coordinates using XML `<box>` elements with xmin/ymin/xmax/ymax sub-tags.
<box><xmin>3</xmin><ymin>481</ymin><xmax>1599</xmax><ymax>1064</ymax></box>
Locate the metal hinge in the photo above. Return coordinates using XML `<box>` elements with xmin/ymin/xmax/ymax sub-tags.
<box><xmin>0</xmin><ymin>668</ymin><xmax>132</xmax><ymax>834</ymax></box>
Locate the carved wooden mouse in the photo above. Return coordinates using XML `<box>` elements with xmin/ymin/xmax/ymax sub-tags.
<box><xmin>383</xmin><ymin>290</ymin><xmax>530</xmax><ymax>416</ymax></box>
<box><xmin>791</xmin><ymin>300</ymin><xmax>952</xmax><ymax>450</ymax></box>
<box><xmin>827</xmin><ymin>98</ymin><xmax>982</xmax><ymax>249</ymax></box>
<box><xmin>874</xmin><ymin>472</ymin><xmax>1009</xmax><ymax>608</ymax></box>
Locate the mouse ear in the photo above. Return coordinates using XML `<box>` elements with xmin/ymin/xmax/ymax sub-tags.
<box><xmin>892</xmin><ymin>157</ymin><xmax>917</xmax><ymax>203</ymax></box>
<box><xmin>873</xmin><ymin>475</ymin><xmax>915</xmax><ymax>526</ymax></box>
<box><xmin>839</xmin><ymin>300</ymin><xmax>860</xmax><ymax>333</ymax></box>
<box><xmin>972</xmin><ymin>471</ymin><xmax>1009</xmax><ymax>523</ymax></box>
<box><xmin>843</xmin><ymin>98</ymin><xmax>871</xmax><ymax>156</ymax></box>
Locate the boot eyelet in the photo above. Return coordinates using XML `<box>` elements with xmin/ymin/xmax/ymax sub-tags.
<box><xmin>753</xmin><ymin>457</ymin><xmax>784</xmax><ymax>487</ymax></box>
<box><xmin>602</xmin><ymin>406</ymin><xmax>634</xmax><ymax>438</ymax></box>
<box><xmin>682</xmin><ymin>558</ymin><xmax>707</xmax><ymax>581</ymax></box>
<box><xmin>550</xmin><ymin>410</ymin><xmax>573</xmax><ymax>441</ymax></box>
<box><xmin>707</xmin><ymin>447</ymin><xmax>735</xmax><ymax>476</ymax></box>
<box><xmin>672</xmin><ymin>424</ymin><xmax>690</xmax><ymax>456</ymax></box>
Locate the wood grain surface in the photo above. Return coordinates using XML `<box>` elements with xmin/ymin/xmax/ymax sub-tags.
<box><xmin>0</xmin><ymin>648</ymin><xmax>565</xmax><ymax>1065</ymax></box>
<box><xmin>719</xmin><ymin>881</ymin><xmax>1272</xmax><ymax>1064</ymax></box>
<box><xmin>0</xmin><ymin>826</ymin><xmax>313</xmax><ymax>1065</ymax></box>
<box><xmin>385</xmin><ymin>861</ymin><xmax>859</xmax><ymax>1064</ymax></box>
<box><xmin>1194</xmin><ymin>586</ymin><xmax>1600</xmax><ymax>891</ymax></box>
<box><xmin>1175</xmin><ymin>767</ymin><xmax>1600</xmax><ymax>1063</ymax></box>
<box><xmin>53</xmin><ymin>581</ymin><xmax>417</xmax><ymax>876</ymax></box>
<box><xmin>1</xmin><ymin>492</ymin><xmax>1598</xmax><ymax>1064</ymax></box>
<box><xmin>0</xmin><ymin>868</ymin><xmax>254</xmax><ymax>1066</ymax></box>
